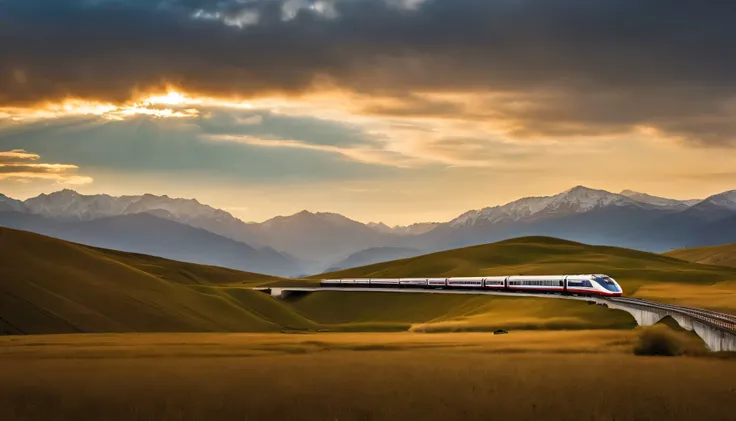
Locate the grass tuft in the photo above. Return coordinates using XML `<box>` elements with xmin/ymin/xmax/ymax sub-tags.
<box><xmin>633</xmin><ymin>325</ymin><xmax>686</xmax><ymax>356</ymax></box>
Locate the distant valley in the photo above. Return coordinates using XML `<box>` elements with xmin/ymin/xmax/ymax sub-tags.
<box><xmin>2</xmin><ymin>186</ymin><xmax>736</xmax><ymax>276</ymax></box>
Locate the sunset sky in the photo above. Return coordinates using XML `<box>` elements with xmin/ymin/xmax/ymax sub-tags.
<box><xmin>2</xmin><ymin>0</ymin><xmax>735</xmax><ymax>225</ymax></box>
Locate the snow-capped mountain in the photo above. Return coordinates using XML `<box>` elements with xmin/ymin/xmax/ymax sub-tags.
<box><xmin>3</xmin><ymin>185</ymin><xmax>736</xmax><ymax>274</ymax></box>
<box><xmin>0</xmin><ymin>193</ymin><xmax>26</xmax><ymax>213</ymax></box>
<box><xmin>702</xmin><ymin>190</ymin><xmax>736</xmax><ymax>211</ymax></box>
<box><xmin>22</xmin><ymin>189</ymin><xmax>261</xmax><ymax>245</ymax></box>
<box><xmin>449</xmin><ymin>186</ymin><xmax>640</xmax><ymax>227</ymax></box>
<box><xmin>120</xmin><ymin>193</ymin><xmax>244</xmax><ymax>227</ymax></box>
<box><xmin>24</xmin><ymin>190</ymin><xmax>238</xmax><ymax>223</ymax></box>
<box><xmin>24</xmin><ymin>190</ymin><xmax>135</xmax><ymax>221</ymax></box>
<box><xmin>619</xmin><ymin>190</ymin><xmax>700</xmax><ymax>210</ymax></box>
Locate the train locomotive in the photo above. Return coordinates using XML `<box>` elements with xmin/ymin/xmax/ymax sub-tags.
<box><xmin>319</xmin><ymin>274</ymin><xmax>623</xmax><ymax>297</ymax></box>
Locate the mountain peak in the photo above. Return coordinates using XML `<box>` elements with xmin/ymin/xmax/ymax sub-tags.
<box><xmin>0</xmin><ymin>193</ymin><xmax>27</xmax><ymax>212</ymax></box>
<box><xmin>50</xmin><ymin>188</ymin><xmax>81</xmax><ymax>197</ymax></box>
<box><xmin>561</xmin><ymin>185</ymin><xmax>611</xmax><ymax>197</ymax></box>
<box><xmin>704</xmin><ymin>190</ymin><xmax>736</xmax><ymax>210</ymax></box>
<box><xmin>566</xmin><ymin>185</ymin><xmax>593</xmax><ymax>192</ymax></box>
<box><xmin>450</xmin><ymin>186</ymin><xmax>634</xmax><ymax>227</ymax></box>
<box><xmin>295</xmin><ymin>209</ymin><xmax>313</xmax><ymax>216</ymax></box>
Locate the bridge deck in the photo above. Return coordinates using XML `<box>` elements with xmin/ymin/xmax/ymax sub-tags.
<box><xmin>254</xmin><ymin>287</ymin><xmax>736</xmax><ymax>335</ymax></box>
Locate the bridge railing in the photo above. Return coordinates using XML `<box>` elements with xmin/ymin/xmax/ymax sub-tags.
<box><xmin>257</xmin><ymin>286</ymin><xmax>736</xmax><ymax>333</ymax></box>
<box><xmin>610</xmin><ymin>298</ymin><xmax>736</xmax><ymax>333</ymax></box>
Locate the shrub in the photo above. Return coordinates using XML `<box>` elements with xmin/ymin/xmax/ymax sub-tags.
<box><xmin>633</xmin><ymin>325</ymin><xmax>685</xmax><ymax>356</ymax></box>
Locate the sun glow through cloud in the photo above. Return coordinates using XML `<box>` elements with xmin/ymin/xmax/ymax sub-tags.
<box><xmin>0</xmin><ymin>90</ymin><xmax>244</xmax><ymax>122</ymax></box>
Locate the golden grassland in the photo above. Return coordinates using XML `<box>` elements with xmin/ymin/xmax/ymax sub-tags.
<box><xmin>665</xmin><ymin>242</ymin><xmax>736</xmax><ymax>269</ymax></box>
<box><xmin>632</xmin><ymin>280</ymin><xmax>736</xmax><ymax>314</ymax></box>
<box><xmin>0</xmin><ymin>330</ymin><xmax>734</xmax><ymax>421</ymax></box>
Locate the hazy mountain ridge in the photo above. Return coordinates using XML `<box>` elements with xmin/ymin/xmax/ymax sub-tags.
<box><xmin>0</xmin><ymin>193</ymin><xmax>26</xmax><ymax>213</ymax></box>
<box><xmin>2</xmin><ymin>185</ymin><xmax>735</xmax><ymax>275</ymax></box>
<box><xmin>254</xmin><ymin>210</ymin><xmax>399</xmax><ymax>267</ymax></box>
<box><xmin>0</xmin><ymin>211</ymin><xmax>300</xmax><ymax>277</ymax></box>
<box><xmin>324</xmin><ymin>246</ymin><xmax>423</xmax><ymax>273</ymax></box>
<box><xmin>367</xmin><ymin>222</ymin><xmax>440</xmax><ymax>236</ymax></box>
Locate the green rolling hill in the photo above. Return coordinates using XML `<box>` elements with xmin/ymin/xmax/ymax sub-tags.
<box><xmin>3</xmin><ymin>229</ymin><xmax>734</xmax><ymax>335</ymax></box>
<box><xmin>0</xmin><ymin>227</ymin><xmax>315</xmax><ymax>334</ymax></box>
<box><xmin>665</xmin><ymin>243</ymin><xmax>736</xmax><ymax>269</ymax></box>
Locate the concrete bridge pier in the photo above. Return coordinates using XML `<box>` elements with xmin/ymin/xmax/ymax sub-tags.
<box><xmin>601</xmin><ymin>300</ymin><xmax>736</xmax><ymax>352</ymax></box>
<box><xmin>263</xmin><ymin>288</ymin><xmax>304</xmax><ymax>300</ymax></box>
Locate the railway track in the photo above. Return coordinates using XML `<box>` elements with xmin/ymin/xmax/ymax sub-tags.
<box><xmin>608</xmin><ymin>297</ymin><xmax>736</xmax><ymax>333</ymax></box>
<box><xmin>259</xmin><ymin>286</ymin><xmax>736</xmax><ymax>335</ymax></box>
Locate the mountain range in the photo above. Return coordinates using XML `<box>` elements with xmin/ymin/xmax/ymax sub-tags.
<box><xmin>1</xmin><ymin>186</ymin><xmax>735</xmax><ymax>276</ymax></box>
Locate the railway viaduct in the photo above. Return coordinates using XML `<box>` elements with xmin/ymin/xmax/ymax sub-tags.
<box><xmin>255</xmin><ymin>287</ymin><xmax>736</xmax><ymax>352</ymax></box>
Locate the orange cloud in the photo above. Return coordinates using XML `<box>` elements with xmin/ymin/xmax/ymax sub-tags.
<box><xmin>0</xmin><ymin>149</ymin><xmax>92</xmax><ymax>185</ymax></box>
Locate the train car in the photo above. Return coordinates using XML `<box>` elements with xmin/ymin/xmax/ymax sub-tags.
<box><xmin>427</xmin><ymin>278</ymin><xmax>447</xmax><ymax>288</ymax></box>
<box><xmin>370</xmin><ymin>278</ymin><xmax>401</xmax><ymax>288</ymax></box>
<box><xmin>356</xmin><ymin>278</ymin><xmax>371</xmax><ymax>287</ymax></box>
<box><xmin>446</xmin><ymin>277</ymin><xmax>484</xmax><ymax>289</ymax></box>
<box><xmin>319</xmin><ymin>274</ymin><xmax>623</xmax><ymax>296</ymax></box>
<box><xmin>399</xmin><ymin>278</ymin><xmax>428</xmax><ymax>288</ymax></box>
<box><xmin>507</xmin><ymin>275</ymin><xmax>565</xmax><ymax>293</ymax></box>
<box><xmin>334</xmin><ymin>279</ymin><xmax>353</xmax><ymax>286</ymax></box>
<box><xmin>320</xmin><ymin>279</ymin><xmax>341</xmax><ymax>287</ymax></box>
<box><xmin>337</xmin><ymin>278</ymin><xmax>370</xmax><ymax>287</ymax></box>
<box><xmin>483</xmin><ymin>276</ymin><xmax>506</xmax><ymax>289</ymax></box>
<box><xmin>565</xmin><ymin>274</ymin><xmax>622</xmax><ymax>297</ymax></box>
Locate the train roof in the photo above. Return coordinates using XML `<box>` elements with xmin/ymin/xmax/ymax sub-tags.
<box><xmin>321</xmin><ymin>274</ymin><xmax>615</xmax><ymax>281</ymax></box>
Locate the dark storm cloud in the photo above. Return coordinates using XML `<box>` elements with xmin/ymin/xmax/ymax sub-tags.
<box><xmin>3</xmin><ymin>0</ymin><xmax>736</xmax><ymax>144</ymax></box>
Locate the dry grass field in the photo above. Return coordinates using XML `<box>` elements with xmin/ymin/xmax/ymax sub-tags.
<box><xmin>666</xmin><ymin>242</ymin><xmax>736</xmax><ymax>269</ymax></box>
<box><xmin>287</xmin><ymin>291</ymin><xmax>636</xmax><ymax>332</ymax></box>
<box><xmin>632</xmin><ymin>280</ymin><xmax>736</xmax><ymax>314</ymax></box>
<box><xmin>0</xmin><ymin>331</ymin><xmax>733</xmax><ymax>421</ymax></box>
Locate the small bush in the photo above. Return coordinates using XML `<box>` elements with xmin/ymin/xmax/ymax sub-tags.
<box><xmin>633</xmin><ymin>325</ymin><xmax>685</xmax><ymax>356</ymax></box>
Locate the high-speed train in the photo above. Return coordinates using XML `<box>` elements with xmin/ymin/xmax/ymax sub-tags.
<box><xmin>319</xmin><ymin>274</ymin><xmax>623</xmax><ymax>297</ymax></box>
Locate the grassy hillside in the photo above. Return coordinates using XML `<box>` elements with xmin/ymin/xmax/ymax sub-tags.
<box><xmin>313</xmin><ymin>236</ymin><xmax>736</xmax><ymax>313</ymax></box>
<box><xmin>0</xmin><ymin>227</ymin><xmax>315</xmax><ymax>334</ymax></box>
<box><xmin>0</xmin><ymin>228</ymin><xmax>643</xmax><ymax>334</ymax></box>
<box><xmin>287</xmin><ymin>292</ymin><xmax>634</xmax><ymax>332</ymax></box>
<box><xmin>665</xmin><ymin>243</ymin><xmax>736</xmax><ymax>268</ymax></box>
<box><xmin>5</xmin><ymin>229</ymin><xmax>732</xmax><ymax>335</ymax></box>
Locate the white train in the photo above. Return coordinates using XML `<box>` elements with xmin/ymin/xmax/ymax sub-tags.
<box><xmin>319</xmin><ymin>274</ymin><xmax>623</xmax><ymax>297</ymax></box>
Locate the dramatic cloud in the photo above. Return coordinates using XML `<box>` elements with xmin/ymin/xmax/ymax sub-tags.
<box><xmin>3</xmin><ymin>0</ymin><xmax>736</xmax><ymax>145</ymax></box>
<box><xmin>0</xmin><ymin>149</ymin><xmax>92</xmax><ymax>184</ymax></box>
<box><xmin>0</xmin><ymin>149</ymin><xmax>40</xmax><ymax>163</ymax></box>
